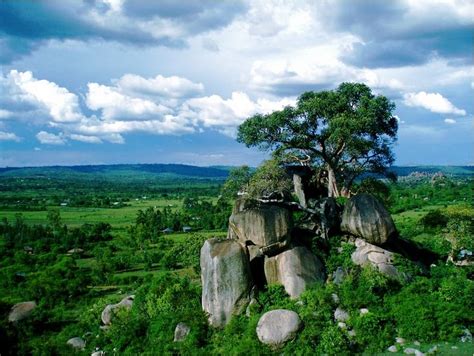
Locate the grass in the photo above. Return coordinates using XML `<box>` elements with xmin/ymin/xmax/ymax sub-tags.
<box><xmin>0</xmin><ymin>198</ymin><xmax>182</xmax><ymax>228</ymax></box>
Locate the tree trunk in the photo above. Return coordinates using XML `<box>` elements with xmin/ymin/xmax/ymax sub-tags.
<box><xmin>327</xmin><ymin>166</ymin><xmax>340</xmax><ymax>198</ymax></box>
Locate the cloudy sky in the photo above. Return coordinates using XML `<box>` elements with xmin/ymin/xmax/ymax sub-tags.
<box><xmin>0</xmin><ymin>0</ymin><xmax>472</xmax><ymax>167</ymax></box>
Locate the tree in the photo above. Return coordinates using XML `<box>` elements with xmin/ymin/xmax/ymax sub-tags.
<box><xmin>221</xmin><ymin>165</ymin><xmax>252</xmax><ymax>198</ymax></box>
<box><xmin>237</xmin><ymin>83</ymin><xmax>398</xmax><ymax>197</ymax></box>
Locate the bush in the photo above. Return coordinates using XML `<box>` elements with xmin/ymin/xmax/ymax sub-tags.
<box><xmin>420</xmin><ymin>209</ymin><xmax>448</xmax><ymax>228</ymax></box>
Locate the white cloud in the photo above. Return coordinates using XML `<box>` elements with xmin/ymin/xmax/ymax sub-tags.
<box><xmin>403</xmin><ymin>91</ymin><xmax>466</xmax><ymax>115</ymax></box>
<box><xmin>86</xmin><ymin>82</ymin><xmax>172</xmax><ymax>120</ymax></box>
<box><xmin>184</xmin><ymin>91</ymin><xmax>295</xmax><ymax>133</ymax></box>
<box><xmin>0</xmin><ymin>131</ymin><xmax>21</xmax><ymax>142</ymax></box>
<box><xmin>69</xmin><ymin>134</ymin><xmax>103</xmax><ymax>144</ymax></box>
<box><xmin>444</xmin><ymin>118</ymin><xmax>456</xmax><ymax>124</ymax></box>
<box><xmin>0</xmin><ymin>109</ymin><xmax>13</xmax><ymax>119</ymax></box>
<box><xmin>36</xmin><ymin>131</ymin><xmax>66</xmax><ymax>145</ymax></box>
<box><xmin>115</xmin><ymin>74</ymin><xmax>204</xmax><ymax>98</ymax></box>
<box><xmin>7</xmin><ymin>70</ymin><xmax>84</xmax><ymax>122</ymax></box>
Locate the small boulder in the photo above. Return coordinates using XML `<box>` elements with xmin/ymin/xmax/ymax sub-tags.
<box><xmin>264</xmin><ymin>246</ymin><xmax>325</xmax><ymax>299</ymax></box>
<box><xmin>404</xmin><ymin>348</ymin><xmax>424</xmax><ymax>355</ymax></box>
<box><xmin>334</xmin><ymin>307</ymin><xmax>349</xmax><ymax>322</ymax></box>
<box><xmin>360</xmin><ymin>308</ymin><xmax>369</xmax><ymax>315</ymax></box>
<box><xmin>256</xmin><ymin>309</ymin><xmax>302</xmax><ymax>347</ymax></box>
<box><xmin>8</xmin><ymin>301</ymin><xmax>36</xmax><ymax>322</ymax></box>
<box><xmin>387</xmin><ymin>345</ymin><xmax>398</xmax><ymax>353</ymax></box>
<box><xmin>67</xmin><ymin>337</ymin><xmax>86</xmax><ymax>350</ymax></box>
<box><xmin>101</xmin><ymin>295</ymin><xmax>134</xmax><ymax>325</ymax></box>
<box><xmin>201</xmin><ymin>239</ymin><xmax>252</xmax><ymax>327</ymax></box>
<box><xmin>352</xmin><ymin>239</ymin><xmax>402</xmax><ymax>279</ymax></box>
<box><xmin>341</xmin><ymin>194</ymin><xmax>396</xmax><ymax>244</ymax></box>
<box><xmin>228</xmin><ymin>205</ymin><xmax>291</xmax><ymax>248</ymax></box>
<box><xmin>173</xmin><ymin>322</ymin><xmax>190</xmax><ymax>342</ymax></box>
<box><xmin>332</xmin><ymin>266</ymin><xmax>347</xmax><ymax>285</ymax></box>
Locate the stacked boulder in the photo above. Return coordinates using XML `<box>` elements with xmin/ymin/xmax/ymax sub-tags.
<box><xmin>340</xmin><ymin>194</ymin><xmax>403</xmax><ymax>279</ymax></box>
<box><xmin>201</xmin><ymin>199</ymin><xmax>325</xmax><ymax>327</ymax></box>
<box><xmin>201</xmin><ymin>192</ymin><xmax>407</xmax><ymax>330</ymax></box>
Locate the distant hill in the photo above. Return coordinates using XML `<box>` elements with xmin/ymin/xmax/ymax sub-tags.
<box><xmin>0</xmin><ymin>164</ymin><xmax>472</xmax><ymax>180</ymax></box>
<box><xmin>0</xmin><ymin>164</ymin><xmax>230</xmax><ymax>180</ymax></box>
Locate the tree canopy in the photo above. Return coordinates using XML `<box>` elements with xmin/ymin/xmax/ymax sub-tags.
<box><xmin>237</xmin><ymin>82</ymin><xmax>398</xmax><ymax>197</ymax></box>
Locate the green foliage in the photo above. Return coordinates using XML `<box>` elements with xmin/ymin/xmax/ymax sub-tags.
<box><xmin>318</xmin><ymin>325</ymin><xmax>351</xmax><ymax>355</ymax></box>
<box><xmin>246</xmin><ymin>159</ymin><xmax>293</xmax><ymax>199</ymax></box>
<box><xmin>221</xmin><ymin>165</ymin><xmax>252</xmax><ymax>199</ymax></box>
<box><xmin>420</xmin><ymin>209</ymin><xmax>449</xmax><ymax>228</ymax></box>
<box><xmin>238</xmin><ymin>82</ymin><xmax>397</xmax><ymax>196</ymax></box>
<box><xmin>325</xmin><ymin>241</ymin><xmax>356</xmax><ymax>273</ymax></box>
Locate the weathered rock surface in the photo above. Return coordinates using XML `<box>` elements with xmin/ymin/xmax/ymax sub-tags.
<box><xmin>334</xmin><ymin>307</ymin><xmax>349</xmax><ymax>322</ymax></box>
<box><xmin>256</xmin><ymin>309</ymin><xmax>302</xmax><ymax>346</ymax></box>
<box><xmin>228</xmin><ymin>205</ymin><xmax>291</xmax><ymax>248</ymax></box>
<box><xmin>264</xmin><ymin>246</ymin><xmax>325</xmax><ymax>298</ymax></box>
<box><xmin>67</xmin><ymin>337</ymin><xmax>86</xmax><ymax>350</ymax></box>
<box><xmin>341</xmin><ymin>194</ymin><xmax>396</xmax><ymax>244</ymax></box>
<box><xmin>174</xmin><ymin>322</ymin><xmax>190</xmax><ymax>342</ymax></box>
<box><xmin>8</xmin><ymin>301</ymin><xmax>36</xmax><ymax>322</ymax></box>
<box><xmin>352</xmin><ymin>238</ymin><xmax>402</xmax><ymax>279</ymax></box>
<box><xmin>201</xmin><ymin>239</ymin><xmax>252</xmax><ymax>327</ymax></box>
<box><xmin>101</xmin><ymin>295</ymin><xmax>134</xmax><ymax>325</ymax></box>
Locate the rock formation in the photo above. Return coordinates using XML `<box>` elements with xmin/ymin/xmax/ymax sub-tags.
<box><xmin>341</xmin><ymin>193</ymin><xmax>396</xmax><ymax>244</ymax></box>
<box><xmin>351</xmin><ymin>238</ymin><xmax>401</xmax><ymax>279</ymax></box>
<box><xmin>67</xmin><ymin>337</ymin><xmax>86</xmax><ymax>350</ymax></box>
<box><xmin>264</xmin><ymin>246</ymin><xmax>325</xmax><ymax>299</ymax></box>
<box><xmin>101</xmin><ymin>295</ymin><xmax>134</xmax><ymax>325</ymax></box>
<box><xmin>201</xmin><ymin>239</ymin><xmax>253</xmax><ymax>327</ymax></box>
<box><xmin>256</xmin><ymin>309</ymin><xmax>302</xmax><ymax>347</ymax></box>
<box><xmin>8</xmin><ymin>301</ymin><xmax>36</xmax><ymax>322</ymax></box>
<box><xmin>227</xmin><ymin>205</ymin><xmax>291</xmax><ymax>248</ymax></box>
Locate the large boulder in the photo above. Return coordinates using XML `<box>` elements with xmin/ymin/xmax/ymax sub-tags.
<box><xmin>351</xmin><ymin>238</ymin><xmax>401</xmax><ymax>279</ymax></box>
<box><xmin>8</xmin><ymin>301</ymin><xmax>36</xmax><ymax>322</ymax></box>
<box><xmin>341</xmin><ymin>194</ymin><xmax>396</xmax><ymax>244</ymax></box>
<box><xmin>264</xmin><ymin>246</ymin><xmax>325</xmax><ymax>299</ymax></box>
<box><xmin>201</xmin><ymin>239</ymin><xmax>253</xmax><ymax>327</ymax></box>
<box><xmin>101</xmin><ymin>295</ymin><xmax>134</xmax><ymax>325</ymax></box>
<box><xmin>228</xmin><ymin>205</ymin><xmax>291</xmax><ymax>248</ymax></box>
<box><xmin>256</xmin><ymin>309</ymin><xmax>302</xmax><ymax>347</ymax></box>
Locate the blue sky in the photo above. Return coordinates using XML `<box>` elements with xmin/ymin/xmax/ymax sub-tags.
<box><xmin>0</xmin><ymin>0</ymin><xmax>472</xmax><ymax>167</ymax></box>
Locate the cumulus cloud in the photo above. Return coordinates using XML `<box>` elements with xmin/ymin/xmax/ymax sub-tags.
<box><xmin>115</xmin><ymin>74</ymin><xmax>204</xmax><ymax>98</ymax></box>
<box><xmin>3</xmin><ymin>70</ymin><xmax>84</xmax><ymax>122</ymax></box>
<box><xmin>36</xmin><ymin>131</ymin><xmax>66</xmax><ymax>145</ymax></box>
<box><xmin>403</xmin><ymin>91</ymin><xmax>466</xmax><ymax>115</ymax></box>
<box><xmin>86</xmin><ymin>82</ymin><xmax>171</xmax><ymax>120</ymax></box>
<box><xmin>185</xmin><ymin>91</ymin><xmax>295</xmax><ymax>134</ymax></box>
<box><xmin>444</xmin><ymin>118</ymin><xmax>456</xmax><ymax>124</ymax></box>
<box><xmin>69</xmin><ymin>134</ymin><xmax>103</xmax><ymax>144</ymax></box>
<box><xmin>0</xmin><ymin>131</ymin><xmax>21</xmax><ymax>142</ymax></box>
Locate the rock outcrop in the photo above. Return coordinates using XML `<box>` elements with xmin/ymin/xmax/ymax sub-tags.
<box><xmin>228</xmin><ymin>205</ymin><xmax>291</xmax><ymax>248</ymax></box>
<box><xmin>264</xmin><ymin>246</ymin><xmax>325</xmax><ymax>299</ymax></box>
<box><xmin>201</xmin><ymin>239</ymin><xmax>253</xmax><ymax>327</ymax></box>
<box><xmin>8</xmin><ymin>301</ymin><xmax>36</xmax><ymax>322</ymax></box>
<box><xmin>341</xmin><ymin>194</ymin><xmax>396</xmax><ymax>244</ymax></box>
<box><xmin>101</xmin><ymin>295</ymin><xmax>134</xmax><ymax>325</ymax></box>
<box><xmin>351</xmin><ymin>238</ymin><xmax>401</xmax><ymax>279</ymax></box>
<box><xmin>256</xmin><ymin>309</ymin><xmax>302</xmax><ymax>347</ymax></box>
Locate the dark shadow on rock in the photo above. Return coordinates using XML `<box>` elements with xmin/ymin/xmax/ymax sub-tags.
<box><xmin>250</xmin><ymin>256</ymin><xmax>267</xmax><ymax>290</ymax></box>
<box><xmin>381</xmin><ymin>235</ymin><xmax>441</xmax><ymax>266</ymax></box>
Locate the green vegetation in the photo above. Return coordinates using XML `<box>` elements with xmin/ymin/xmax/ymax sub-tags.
<box><xmin>0</xmin><ymin>166</ymin><xmax>473</xmax><ymax>355</ymax></box>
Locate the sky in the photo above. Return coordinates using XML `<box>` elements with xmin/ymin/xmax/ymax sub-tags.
<box><xmin>0</xmin><ymin>0</ymin><xmax>472</xmax><ymax>167</ymax></box>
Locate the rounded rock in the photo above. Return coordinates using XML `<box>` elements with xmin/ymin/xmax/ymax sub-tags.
<box><xmin>256</xmin><ymin>309</ymin><xmax>301</xmax><ymax>346</ymax></box>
